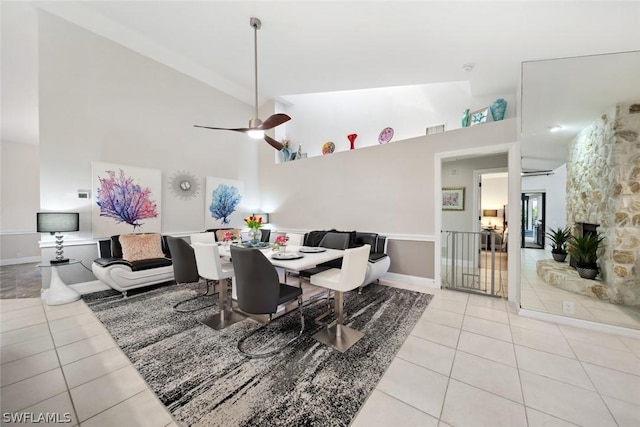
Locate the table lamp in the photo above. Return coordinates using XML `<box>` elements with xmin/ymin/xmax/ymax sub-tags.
<box><xmin>482</xmin><ymin>209</ymin><xmax>499</xmax><ymax>228</ymax></box>
<box><xmin>37</xmin><ymin>212</ymin><xmax>79</xmax><ymax>264</ymax></box>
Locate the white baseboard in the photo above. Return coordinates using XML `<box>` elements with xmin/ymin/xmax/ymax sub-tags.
<box><xmin>519</xmin><ymin>308</ymin><xmax>640</xmax><ymax>340</ymax></box>
<box><xmin>0</xmin><ymin>256</ymin><xmax>42</xmax><ymax>266</ymax></box>
<box><xmin>381</xmin><ymin>272</ymin><xmax>438</xmax><ymax>289</ymax></box>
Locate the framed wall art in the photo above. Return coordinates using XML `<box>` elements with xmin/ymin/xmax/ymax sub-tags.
<box><xmin>204</xmin><ymin>177</ymin><xmax>245</xmax><ymax>229</ymax></box>
<box><xmin>91</xmin><ymin>161</ymin><xmax>162</xmax><ymax>237</ymax></box>
<box><xmin>442</xmin><ymin>187</ymin><xmax>465</xmax><ymax>211</ymax></box>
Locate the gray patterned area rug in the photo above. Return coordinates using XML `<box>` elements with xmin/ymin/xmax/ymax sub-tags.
<box><xmin>85</xmin><ymin>282</ymin><xmax>432</xmax><ymax>426</ymax></box>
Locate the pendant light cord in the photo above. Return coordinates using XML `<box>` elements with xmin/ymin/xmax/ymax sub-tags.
<box><xmin>253</xmin><ymin>20</ymin><xmax>259</xmax><ymax>121</ymax></box>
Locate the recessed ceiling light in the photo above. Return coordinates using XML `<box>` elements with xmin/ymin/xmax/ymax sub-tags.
<box><xmin>548</xmin><ymin>125</ymin><xmax>562</xmax><ymax>132</ymax></box>
<box><xmin>462</xmin><ymin>63</ymin><xmax>475</xmax><ymax>72</ymax></box>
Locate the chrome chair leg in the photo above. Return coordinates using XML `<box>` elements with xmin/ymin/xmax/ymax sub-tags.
<box><xmin>173</xmin><ymin>279</ymin><xmax>218</xmax><ymax>313</ymax></box>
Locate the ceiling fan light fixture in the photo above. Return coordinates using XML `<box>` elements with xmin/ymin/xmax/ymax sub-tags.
<box><xmin>247</xmin><ymin>129</ymin><xmax>265</xmax><ymax>139</ymax></box>
<box><xmin>548</xmin><ymin>125</ymin><xmax>562</xmax><ymax>132</ymax></box>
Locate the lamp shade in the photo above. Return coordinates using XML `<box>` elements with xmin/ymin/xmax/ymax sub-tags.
<box><xmin>482</xmin><ymin>209</ymin><xmax>498</xmax><ymax>217</ymax></box>
<box><xmin>37</xmin><ymin>212</ymin><xmax>79</xmax><ymax>233</ymax></box>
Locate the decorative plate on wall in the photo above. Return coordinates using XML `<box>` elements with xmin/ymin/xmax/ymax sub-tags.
<box><xmin>378</xmin><ymin>127</ymin><xmax>394</xmax><ymax>144</ymax></box>
<box><xmin>322</xmin><ymin>141</ymin><xmax>335</xmax><ymax>155</ymax></box>
<box><xmin>169</xmin><ymin>171</ymin><xmax>200</xmax><ymax>200</ymax></box>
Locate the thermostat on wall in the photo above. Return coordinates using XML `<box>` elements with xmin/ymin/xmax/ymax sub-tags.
<box><xmin>78</xmin><ymin>190</ymin><xmax>90</xmax><ymax>199</ymax></box>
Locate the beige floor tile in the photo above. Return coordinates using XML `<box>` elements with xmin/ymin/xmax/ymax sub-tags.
<box><xmin>525</xmin><ymin>407</ymin><xmax>580</xmax><ymax>427</ymax></box>
<box><xmin>21</xmin><ymin>391</ymin><xmax>77</xmax><ymax>426</ymax></box>
<box><xmin>351</xmin><ymin>389</ymin><xmax>439</xmax><ymax>427</ymax></box>
<box><xmin>582</xmin><ymin>362</ymin><xmax>640</xmax><ymax>406</ymax></box>
<box><xmin>48</xmin><ymin>313</ymin><xmax>102</xmax><ymax>335</ymax></box>
<box><xmin>1</xmin><ymin>305</ymin><xmax>45</xmax><ymax>323</ymax></box>
<box><xmin>585</xmin><ymin>307</ymin><xmax>640</xmax><ymax>329</ymax></box>
<box><xmin>465</xmin><ymin>304</ymin><xmax>509</xmax><ymax>324</ymax></box>
<box><xmin>510</xmin><ymin>325</ymin><xmax>575</xmax><ymax>358</ymax></box>
<box><xmin>1</xmin><ymin>323</ymin><xmax>51</xmax><ymax>349</ymax></box>
<box><xmin>50</xmin><ymin>321</ymin><xmax>107</xmax><ymax>347</ymax></box>
<box><xmin>397</xmin><ymin>336</ymin><xmax>455</xmax><ymax>376</ymax></box>
<box><xmin>515</xmin><ymin>345</ymin><xmax>594</xmax><ymax>391</ymax></box>
<box><xmin>0</xmin><ymin>368</ymin><xmax>67</xmax><ymax>413</ymax></box>
<box><xmin>0</xmin><ymin>298</ymin><xmax>42</xmax><ymax>313</ymax></box>
<box><xmin>507</xmin><ymin>312</ymin><xmax>562</xmax><ymax>336</ymax></box>
<box><xmin>44</xmin><ymin>300</ymin><xmax>92</xmax><ymax>321</ymax></box>
<box><xmin>441</xmin><ymin>379</ymin><xmax>527</xmax><ymax>427</ymax></box>
<box><xmin>56</xmin><ymin>333</ymin><xmax>118</xmax><ymax>366</ymax></box>
<box><xmin>1</xmin><ymin>349</ymin><xmax>60</xmax><ymax>387</ymax></box>
<box><xmin>376</xmin><ymin>357</ymin><xmax>448</xmax><ymax>419</ymax></box>
<box><xmin>467</xmin><ymin>293</ymin><xmax>507</xmax><ymax>311</ymax></box>
<box><xmin>540</xmin><ymin>299</ymin><xmax>598</xmax><ymax>321</ymax></box>
<box><xmin>434</xmin><ymin>290</ymin><xmax>470</xmax><ymax>303</ymax></box>
<box><xmin>450</xmin><ymin>351</ymin><xmax>522</xmax><ymax>403</ymax></box>
<box><xmin>410</xmin><ymin>319</ymin><xmax>460</xmax><ymax>349</ymax></box>
<box><xmin>1</xmin><ymin>333</ymin><xmax>55</xmax><ymax>364</ymax></box>
<box><xmin>428</xmin><ymin>298</ymin><xmax>467</xmax><ymax>315</ymax></box>
<box><xmin>569</xmin><ymin>339</ymin><xmax>640</xmax><ymax>376</ymax></box>
<box><xmin>559</xmin><ymin>325</ymin><xmax>629</xmax><ymax>351</ymax></box>
<box><xmin>520</xmin><ymin>370</ymin><xmax>616</xmax><ymax>427</ymax></box>
<box><xmin>70</xmin><ymin>365</ymin><xmax>148</xmax><ymax>422</ymax></box>
<box><xmin>457</xmin><ymin>331</ymin><xmax>516</xmax><ymax>367</ymax></box>
<box><xmin>602</xmin><ymin>396</ymin><xmax>640</xmax><ymax>427</ymax></box>
<box><xmin>621</xmin><ymin>336</ymin><xmax>640</xmax><ymax>358</ymax></box>
<box><xmin>421</xmin><ymin>307</ymin><xmax>464</xmax><ymax>329</ymax></box>
<box><xmin>462</xmin><ymin>315</ymin><xmax>512</xmax><ymax>342</ymax></box>
<box><xmin>0</xmin><ymin>313</ymin><xmax>48</xmax><ymax>334</ymax></box>
<box><xmin>80</xmin><ymin>389</ymin><xmax>173</xmax><ymax>427</ymax></box>
<box><xmin>62</xmin><ymin>346</ymin><xmax>131</xmax><ymax>389</ymax></box>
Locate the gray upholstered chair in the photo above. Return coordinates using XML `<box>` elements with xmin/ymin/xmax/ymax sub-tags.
<box><xmin>299</xmin><ymin>232</ymin><xmax>350</xmax><ymax>280</ymax></box>
<box><xmin>231</xmin><ymin>245</ymin><xmax>305</xmax><ymax>358</ymax></box>
<box><xmin>260</xmin><ymin>229</ymin><xmax>271</xmax><ymax>242</ymax></box>
<box><xmin>311</xmin><ymin>244</ymin><xmax>370</xmax><ymax>352</ymax></box>
<box><xmin>166</xmin><ymin>236</ymin><xmax>216</xmax><ymax>313</ymax></box>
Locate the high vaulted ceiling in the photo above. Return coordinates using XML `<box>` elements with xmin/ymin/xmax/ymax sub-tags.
<box><xmin>3</xmin><ymin>1</ymin><xmax>640</xmax><ymax>168</ymax></box>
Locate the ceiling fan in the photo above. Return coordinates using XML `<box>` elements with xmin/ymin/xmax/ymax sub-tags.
<box><xmin>194</xmin><ymin>17</ymin><xmax>290</xmax><ymax>149</ymax></box>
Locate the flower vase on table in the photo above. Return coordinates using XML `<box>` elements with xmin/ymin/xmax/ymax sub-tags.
<box><xmin>244</xmin><ymin>215</ymin><xmax>263</xmax><ymax>245</ymax></box>
<box><xmin>274</xmin><ymin>234</ymin><xmax>289</xmax><ymax>253</ymax></box>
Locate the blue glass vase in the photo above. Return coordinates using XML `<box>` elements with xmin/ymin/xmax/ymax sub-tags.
<box><xmin>490</xmin><ymin>99</ymin><xmax>507</xmax><ymax>121</ymax></box>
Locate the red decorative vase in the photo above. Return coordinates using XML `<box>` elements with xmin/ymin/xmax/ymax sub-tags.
<box><xmin>347</xmin><ymin>133</ymin><xmax>358</xmax><ymax>150</ymax></box>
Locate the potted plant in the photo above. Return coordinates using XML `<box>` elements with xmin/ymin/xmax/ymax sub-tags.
<box><xmin>568</xmin><ymin>233</ymin><xmax>604</xmax><ymax>279</ymax></box>
<box><xmin>546</xmin><ymin>226</ymin><xmax>572</xmax><ymax>262</ymax></box>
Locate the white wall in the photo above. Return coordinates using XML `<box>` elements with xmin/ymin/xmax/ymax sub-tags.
<box><xmin>281</xmin><ymin>83</ymin><xmax>516</xmax><ymax>158</ymax></box>
<box><xmin>482</xmin><ymin>175</ymin><xmax>508</xmax><ymax>227</ymax></box>
<box><xmin>38</xmin><ymin>11</ymin><xmax>257</xmax><ymax>239</ymax></box>
<box><xmin>0</xmin><ymin>141</ymin><xmax>41</xmax><ymax>263</ymax></box>
<box><xmin>522</xmin><ymin>163</ymin><xmax>567</xmax><ymax>248</ymax></box>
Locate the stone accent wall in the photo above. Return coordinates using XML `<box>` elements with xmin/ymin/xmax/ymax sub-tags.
<box><xmin>566</xmin><ymin>102</ymin><xmax>640</xmax><ymax>305</ymax></box>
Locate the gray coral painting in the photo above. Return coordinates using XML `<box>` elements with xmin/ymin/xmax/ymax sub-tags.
<box><xmin>91</xmin><ymin>161</ymin><xmax>162</xmax><ymax>238</ymax></box>
<box><xmin>205</xmin><ymin>177</ymin><xmax>244</xmax><ymax>229</ymax></box>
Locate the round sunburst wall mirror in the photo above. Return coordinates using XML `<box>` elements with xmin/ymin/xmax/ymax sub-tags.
<box><xmin>169</xmin><ymin>171</ymin><xmax>200</xmax><ymax>200</ymax></box>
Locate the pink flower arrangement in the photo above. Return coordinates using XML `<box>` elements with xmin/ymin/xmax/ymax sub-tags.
<box><xmin>224</xmin><ymin>230</ymin><xmax>233</xmax><ymax>241</ymax></box>
<box><xmin>275</xmin><ymin>235</ymin><xmax>289</xmax><ymax>246</ymax></box>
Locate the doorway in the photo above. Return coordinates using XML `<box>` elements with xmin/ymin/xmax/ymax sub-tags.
<box><xmin>521</xmin><ymin>192</ymin><xmax>545</xmax><ymax>249</ymax></box>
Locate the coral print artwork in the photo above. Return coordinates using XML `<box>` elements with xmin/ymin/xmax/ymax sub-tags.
<box><xmin>91</xmin><ymin>162</ymin><xmax>162</xmax><ymax>237</ymax></box>
<box><xmin>205</xmin><ymin>177</ymin><xmax>245</xmax><ymax>229</ymax></box>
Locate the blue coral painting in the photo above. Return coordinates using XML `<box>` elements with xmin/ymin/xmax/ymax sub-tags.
<box><xmin>91</xmin><ymin>161</ymin><xmax>162</xmax><ymax>238</ymax></box>
<box><xmin>205</xmin><ymin>177</ymin><xmax>245</xmax><ymax>229</ymax></box>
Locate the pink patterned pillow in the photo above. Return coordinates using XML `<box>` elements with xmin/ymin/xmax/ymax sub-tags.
<box><xmin>119</xmin><ymin>233</ymin><xmax>165</xmax><ymax>261</ymax></box>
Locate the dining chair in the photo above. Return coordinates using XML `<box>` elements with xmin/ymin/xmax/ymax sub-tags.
<box><xmin>260</xmin><ymin>229</ymin><xmax>271</xmax><ymax>242</ymax></box>
<box><xmin>298</xmin><ymin>232</ymin><xmax>350</xmax><ymax>280</ymax></box>
<box><xmin>192</xmin><ymin>242</ymin><xmax>244</xmax><ymax>329</ymax></box>
<box><xmin>167</xmin><ymin>236</ymin><xmax>216</xmax><ymax>313</ymax></box>
<box><xmin>284</xmin><ymin>232</ymin><xmax>304</xmax><ymax>246</ymax></box>
<box><xmin>189</xmin><ymin>232</ymin><xmax>217</xmax><ymax>244</ymax></box>
<box><xmin>310</xmin><ymin>244</ymin><xmax>370</xmax><ymax>352</ymax></box>
<box><xmin>231</xmin><ymin>245</ymin><xmax>305</xmax><ymax>358</ymax></box>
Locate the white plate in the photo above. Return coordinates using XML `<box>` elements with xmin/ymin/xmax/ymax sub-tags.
<box><xmin>271</xmin><ymin>252</ymin><xmax>304</xmax><ymax>260</ymax></box>
<box><xmin>298</xmin><ymin>247</ymin><xmax>327</xmax><ymax>253</ymax></box>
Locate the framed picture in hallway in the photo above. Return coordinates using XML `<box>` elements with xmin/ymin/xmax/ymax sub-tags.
<box><xmin>442</xmin><ymin>187</ymin><xmax>465</xmax><ymax>211</ymax></box>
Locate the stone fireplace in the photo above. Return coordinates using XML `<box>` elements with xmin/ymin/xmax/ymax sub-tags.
<box><xmin>565</xmin><ymin>102</ymin><xmax>640</xmax><ymax>305</ymax></box>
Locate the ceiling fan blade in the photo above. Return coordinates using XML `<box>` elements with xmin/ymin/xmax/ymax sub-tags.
<box><xmin>263</xmin><ymin>134</ymin><xmax>284</xmax><ymax>150</ymax></box>
<box><xmin>257</xmin><ymin>114</ymin><xmax>291</xmax><ymax>130</ymax></box>
<box><xmin>194</xmin><ymin>125</ymin><xmax>251</xmax><ymax>133</ymax></box>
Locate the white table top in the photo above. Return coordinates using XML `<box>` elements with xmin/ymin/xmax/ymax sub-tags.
<box><xmin>219</xmin><ymin>245</ymin><xmax>343</xmax><ymax>272</ymax></box>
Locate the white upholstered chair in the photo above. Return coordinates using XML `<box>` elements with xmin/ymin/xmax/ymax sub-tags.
<box><xmin>192</xmin><ymin>242</ymin><xmax>244</xmax><ymax>330</ymax></box>
<box><xmin>310</xmin><ymin>244</ymin><xmax>370</xmax><ymax>352</ymax></box>
<box><xmin>189</xmin><ymin>232</ymin><xmax>217</xmax><ymax>244</ymax></box>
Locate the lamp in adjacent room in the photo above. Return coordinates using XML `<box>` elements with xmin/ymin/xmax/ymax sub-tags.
<box><xmin>482</xmin><ymin>209</ymin><xmax>499</xmax><ymax>228</ymax></box>
<box><xmin>37</xmin><ymin>212</ymin><xmax>79</xmax><ymax>264</ymax></box>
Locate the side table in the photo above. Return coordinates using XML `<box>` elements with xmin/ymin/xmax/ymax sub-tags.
<box><xmin>38</xmin><ymin>259</ymin><xmax>82</xmax><ymax>306</ymax></box>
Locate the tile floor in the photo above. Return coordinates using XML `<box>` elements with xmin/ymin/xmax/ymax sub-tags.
<box><xmin>520</xmin><ymin>248</ymin><xmax>640</xmax><ymax>329</ymax></box>
<box><xmin>1</xmin><ymin>273</ymin><xmax>640</xmax><ymax>426</ymax></box>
